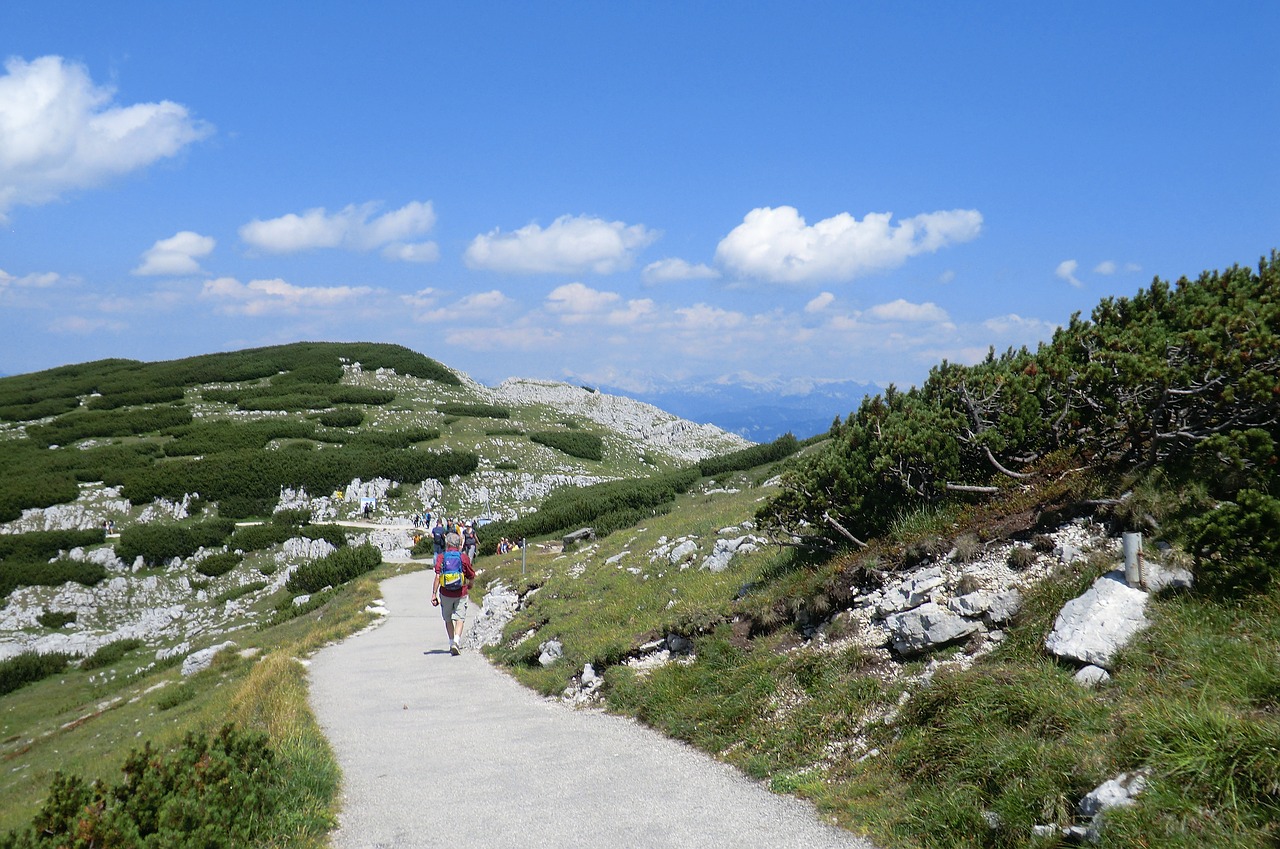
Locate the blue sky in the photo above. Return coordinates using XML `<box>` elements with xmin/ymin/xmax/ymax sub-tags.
<box><xmin>2</xmin><ymin>2</ymin><xmax>1277</xmax><ymax>396</ymax></box>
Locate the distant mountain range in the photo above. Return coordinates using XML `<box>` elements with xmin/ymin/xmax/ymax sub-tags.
<box><xmin>592</xmin><ymin>377</ymin><xmax>878</xmax><ymax>442</ymax></box>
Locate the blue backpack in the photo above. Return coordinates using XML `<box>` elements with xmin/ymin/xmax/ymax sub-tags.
<box><xmin>439</xmin><ymin>550</ymin><xmax>465</xmax><ymax>590</ymax></box>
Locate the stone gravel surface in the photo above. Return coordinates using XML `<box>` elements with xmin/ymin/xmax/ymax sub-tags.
<box><xmin>309</xmin><ymin>570</ymin><xmax>874</xmax><ymax>849</ymax></box>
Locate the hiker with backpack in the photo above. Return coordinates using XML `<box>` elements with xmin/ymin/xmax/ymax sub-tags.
<box><xmin>431</xmin><ymin>531</ymin><xmax>475</xmax><ymax>655</ymax></box>
<box><xmin>462</xmin><ymin>523</ymin><xmax>479</xmax><ymax>559</ymax></box>
<box><xmin>431</xmin><ymin>519</ymin><xmax>447</xmax><ymax>556</ymax></box>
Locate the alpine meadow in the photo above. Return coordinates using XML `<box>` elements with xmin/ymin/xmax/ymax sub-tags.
<box><xmin>1</xmin><ymin>253</ymin><xmax>1278</xmax><ymax>848</ymax></box>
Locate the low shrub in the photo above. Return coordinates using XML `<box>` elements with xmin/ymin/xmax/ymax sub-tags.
<box><xmin>194</xmin><ymin>552</ymin><xmax>243</xmax><ymax>578</ymax></box>
<box><xmin>1186</xmin><ymin>489</ymin><xmax>1280</xmax><ymax>597</ymax></box>
<box><xmin>698</xmin><ymin>433</ymin><xmax>800</xmax><ymax>477</ymax></box>
<box><xmin>36</xmin><ymin>610</ymin><xmax>76</xmax><ymax>629</ymax></box>
<box><xmin>436</xmin><ymin>402</ymin><xmax>511</xmax><ymax>419</ymax></box>
<box><xmin>0</xmin><ymin>559</ymin><xmax>109</xmax><ymax>599</ymax></box>
<box><xmin>285</xmin><ymin>543</ymin><xmax>382</xmax><ymax>594</ymax></box>
<box><xmin>115</xmin><ymin>519</ymin><xmax>236</xmax><ymax>567</ymax></box>
<box><xmin>213</xmin><ymin>580</ymin><xmax>268</xmax><ymax>604</ymax></box>
<box><xmin>80</xmin><ymin>638</ymin><xmax>145</xmax><ymax>671</ymax></box>
<box><xmin>530</xmin><ymin>431</ymin><xmax>604</xmax><ymax>461</ymax></box>
<box><xmin>0</xmin><ymin>651</ymin><xmax>75</xmax><ymax>696</ymax></box>
<box><xmin>0</xmin><ymin>725</ymin><xmax>283</xmax><ymax>848</ymax></box>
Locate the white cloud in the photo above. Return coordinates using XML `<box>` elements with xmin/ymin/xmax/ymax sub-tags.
<box><xmin>1055</xmin><ymin>259</ymin><xmax>1083</xmax><ymax>288</ymax></box>
<box><xmin>1093</xmin><ymin>260</ymin><xmax>1117</xmax><ymax>275</ymax></box>
<box><xmin>239</xmin><ymin>201</ymin><xmax>437</xmax><ymax>258</ymax></box>
<box><xmin>464</xmin><ymin>214</ymin><xmax>658</xmax><ymax>274</ymax></box>
<box><xmin>714</xmin><ymin>205</ymin><xmax>982</xmax><ymax>284</ymax></box>
<box><xmin>0</xmin><ymin>268</ymin><xmax>59</xmax><ymax>291</ymax></box>
<box><xmin>200</xmin><ymin>276</ymin><xmax>372</xmax><ymax>316</ymax></box>
<box><xmin>642</xmin><ymin>257</ymin><xmax>720</xmax><ymax>284</ymax></box>
<box><xmin>457</xmin><ymin>290</ymin><xmax>511</xmax><ymax>311</ymax></box>
<box><xmin>133</xmin><ymin>230</ymin><xmax>215</xmax><ymax>276</ymax></box>
<box><xmin>606</xmin><ymin>298</ymin><xmax>655</xmax><ymax>326</ymax></box>
<box><xmin>546</xmin><ymin>282</ymin><xmax>620</xmax><ymax>314</ymax></box>
<box><xmin>866</xmin><ymin>298</ymin><xmax>950</xmax><ymax>323</ymax></box>
<box><xmin>674</xmin><ymin>303</ymin><xmax>746</xmax><ymax>331</ymax></box>
<box><xmin>381</xmin><ymin>241</ymin><xmax>440</xmax><ymax>263</ymax></box>
<box><xmin>805</xmin><ymin>292</ymin><xmax>836</xmax><ymax>313</ymax></box>
<box><xmin>400</xmin><ymin>287</ymin><xmax>440</xmax><ymax>309</ymax></box>
<box><xmin>0</xmin><ymin>55</ymin><xmax>211</xmax><ymax>218</ymax></box>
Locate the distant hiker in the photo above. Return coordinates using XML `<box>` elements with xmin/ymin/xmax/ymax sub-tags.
<box><xmin>431</xmin><ymin>519</ymin><xmax>446</xmax><ymax>556</ymax></box>
<box><xmin>431</xmin><ymin>532</ymin><xmax>475</xmax><ymax>655</ymax></box>
<box><xmin>462</xmin><ymin>523</ymin><xmax>479</xmax><ymax>559</ymax></box>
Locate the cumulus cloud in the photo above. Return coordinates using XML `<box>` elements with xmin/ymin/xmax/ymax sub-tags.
<box><xmin>381</xmin><ymin>241</ymin><xmax>440</xmax><ymax>263</ymax></box>
<box><xmin>239</xmin><ymin>201</ymin><xmax>438</xmax><ymax>259</ymax></box>
<box><xmin>546</xmin><ymin>282</ymin><xmax>621</xmax><ymax>315</ymax></box>
<box><xmin>714</xmin><ymin>205</ymin><xmax>982</xmax><ymax>284</ymax></box>
<box><xmin>866</xmin><ymin>299</ymin><xmax>951</xmax><ymax>323</ymax></box>
<box><xmin>0</xmin><ymin>55</ymin><xmax>211</xmax><ymax>218</ymax></box>
<box><xmin>1093</xmin><ymin>260</ymin><xmax>1117</xmax><ymax>275</ymax></box>
<box><xmin>133</xmin><ymin>230</ymin><xmax>215</xmax><ymax>276</ymax></box>
<box><xmin>0</xmin><ymin>268</ymin><xmax>59</xmax><ymax>292</ymax></box>
<box><xmin>1055</xmin><ymin>259</ymin><xmax>1083</xmax><ymax>288</ymax></box>
<box><xmin>805</xmin><ymin>292</ymin><xmax>836</xmax><ymax>313</ymax></box>
<box><xmin>200</xmin><ymin>276</ymin><xmax>372</xmax><ymax>316</ymax></box>
<box><xmin>642</xmin><ymin>257</ymin><xmax>720</xmax><ymax>284</ymax></box>
<box><xmin>465</xmin><ymin>214</ymin><xmax>658</xmax><ymax>274</ymax></box>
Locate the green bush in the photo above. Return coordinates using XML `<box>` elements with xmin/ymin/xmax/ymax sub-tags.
<box><xmin>698</xmin><ymin>433</ymin><xmax>799</xmax><ymax>477</ymax></box>
<box><xmin>25</xmin><ymin>404</ymin><xmax>192</xmax><ymax>447</ymax></box>
<box><xmin>213</xmin><ymin>581</ymin><xmax>268</xmax><ymax>604</ymax></box>
<box><xmin>80</xmin><ymin>638</ymin><xmax>145</xmax><ymax>671</ymax></box>
<box><xmin>194</xmin><ymin>551</ymin><xmax>243</xmax><ymax>578</ymax></box>
<box><xmin>0</xmin><ymin>725</ymin><xmax>282</xmax><ymax>849</ymax></box>
<box><xmin>1186</xmin><ymin>489</ymin><xmax>1280</xmax><ymax>597</ymax></box>
<box><xmin>115</xmin><ymin>519</ymin><xmax>236</xmax><ymax>566</ymax></box>
<box><xmin>530</xmin><ymin>431</ymin><xmax>604</xmax><ymax>461</ymax></box>
<box><xmin>436</xmin><ymin>402</ymin><xmax>511</xmax><ymax>419</ymax></box>
<box><xmin>285</xmin><ymin>543</ymin><xmax>382</xmax><ymax>594</ymax></box>
<box><xmin>476</xmin><ymin>468</ymin><xmax>699</xmax><ymax>545</ymax></box>
<box><xmin>0</xmin><ymin>651</ymin><xmax>75</xmax><ymax>696</ymax></box>
<box><xmin>36</xmin><ymin>610</ymin><xmax>76</xmax><ymax>629</ymax></box>
<box><xmin>0</xmin><ymin>559</ymin><xmax>109</xmax><ymax>599</ymax></box>
<box><xmin>0</xmin><ymin>529</ymin><xmax>106</xmax><ymax>562</ymax></box>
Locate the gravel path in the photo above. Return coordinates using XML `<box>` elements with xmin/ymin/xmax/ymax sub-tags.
<box><xmin>308</xmin><ymin>570</ymin><xmax>875</xmax><ymax>849</ymax></box>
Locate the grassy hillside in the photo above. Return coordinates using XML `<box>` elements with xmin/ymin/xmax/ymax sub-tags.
<box><xmin>0</xmin><ymin>341</ymin><xmax>747</xmax><ymax>844</ymax></box>
<box><xmin>467</xmin><ymin>255</ymin><xmax>1280</xmax><ymax>848</ymax></box>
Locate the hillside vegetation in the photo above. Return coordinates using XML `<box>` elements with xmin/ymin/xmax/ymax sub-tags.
<box><xmin>469</xmin><ymin>253</ymin><xmax>1280</xmax><ymax>848</ymax></box>
<box><xmin>1</xmin><ymin>254</ymin><xmax>1278</xmax><ymax>848</ymax></box>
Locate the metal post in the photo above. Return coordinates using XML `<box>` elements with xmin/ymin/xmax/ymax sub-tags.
<box><xmin>1123</xmin><ymin>532</ymin><xmax>1143</xmax><ymax>587</ymax></box>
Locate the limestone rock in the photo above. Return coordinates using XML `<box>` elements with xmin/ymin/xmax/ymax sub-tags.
<box><xmin>538</xmin><ymin>639</ymin><xmax>563</xmax><ymax>666</ymax></box>
<box><xmin>884</xmin><ymin>602</ymin><xmax>982</xmax><ymax>655</ymax></box>
<box><xmin>181</xmin><ymin>641</ymin><xmax>237</xmax><ymax>676</ymax></box>
<box><xmin>1045</xmin><ymin>572</ymin><xmax>1148</xmax><ymax>670</ymax></box>
<box><xmin>1073</xmin><ymin>665</ymin><xmax>1112</xmax><ymax>687</ymax></box>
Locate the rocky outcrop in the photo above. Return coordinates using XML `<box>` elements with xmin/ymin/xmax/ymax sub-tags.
<box><xmin>485</xmin><ymin>378</ymin><xmax>750</xmax><ymax>463</ymax></box>
<box><xmin>1045</xmin><ymin>572</ymin><xmax>1149</xmax><ymax>670</ymax></box>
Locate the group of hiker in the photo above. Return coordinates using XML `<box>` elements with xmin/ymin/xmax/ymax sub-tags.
<box><xmin>420</xmin><ymin>517</ymin><xmax>521</xmax><ymax>656</ymax></box>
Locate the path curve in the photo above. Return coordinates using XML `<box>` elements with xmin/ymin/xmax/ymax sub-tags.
<box><xmin>308</xmin><ymin>570</ymin><xmax>874</xmax><ymax>849</ymax></box>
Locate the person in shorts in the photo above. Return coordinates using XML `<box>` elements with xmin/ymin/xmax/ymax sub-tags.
<box><xmin>431</xmin><ymin>532</ymin><xmax>475</xmax><ymax>655</ymax></box>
